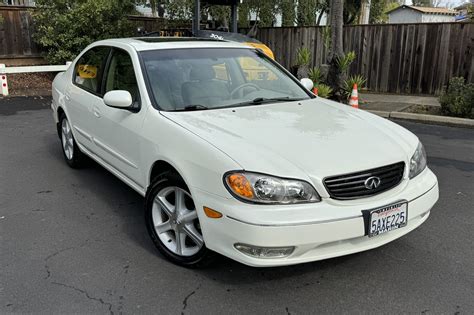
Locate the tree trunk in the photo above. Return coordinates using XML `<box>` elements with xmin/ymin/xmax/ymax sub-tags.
<box><xmin>327</xmin><ymin>0</ymin><xmax>344</xmax><ymax>101</ymax></box>
<box><xmin>358</xmin><ymin>0</ymin><xmax>371</xmax><ymax>25</ymax></box>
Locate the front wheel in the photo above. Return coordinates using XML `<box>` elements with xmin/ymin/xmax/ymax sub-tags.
<box><xmin>145</xmin><ymin>172</ymin><xmax>214</xmax><ymax>267</ymax></box>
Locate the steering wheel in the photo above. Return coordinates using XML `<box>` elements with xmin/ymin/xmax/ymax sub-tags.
<box><xmin>230</xmin><ymin>83</ymin><xmax>261</xmax><ymax>99</ymax></box>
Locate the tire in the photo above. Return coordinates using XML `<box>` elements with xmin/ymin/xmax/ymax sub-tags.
<box><xmin>145</xmin><ymin>171</ymin><xmax>214</xmax><ymax>267</ymax></box>
<box><xmin>59</xmin><ymin>113</ymin><xmax>86</xmax><ymax>168</ymax></box>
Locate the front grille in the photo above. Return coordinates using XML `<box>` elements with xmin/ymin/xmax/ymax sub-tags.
<box><xmin>323</xmin><ymin>162</ymin><xmax>405</xmax><ymax>200</ymax></box>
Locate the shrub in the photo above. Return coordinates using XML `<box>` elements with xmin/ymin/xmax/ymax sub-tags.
<box><xmin>336</xmin><ymin>51</ymin><xmax>356</xmax><ymax>73</ymax></box>
<box><xmin>295</xmin><ymin>47</ymin><xmax>311</xmax><ymax>66</ymax></box>
<box><xmin>439</xmin><ymin>77</ymin><xmax>474</xmax><ymax>119</ymax></box>
<box><xmin>295</xmin><ymin>47</ymin><xmax>311</xmax><ymax>79</ymax></box>
<box><xmin>33</xmin><ymin>0</ymin><xmax>136</xmax><ymax>64</ymax></box>
<box><xmin>316</xmin><ymin>84</ymin><xmax>332</xmax><ymax>98</ymax></box>
<box><xmin>309</xmin><ymin>67</ymin><xmax>322</xmax><ymax>85</ymax></box>
<box><xmin>343</xmin><ymin>74</ymin><xmax>367</xmax><ymax>98</ymax></box>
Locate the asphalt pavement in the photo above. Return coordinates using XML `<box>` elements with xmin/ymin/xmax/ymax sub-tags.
<box><xmin>1</xmin><ymin>96</ymin><xmax>473</xmax><ymax>314</ymax></box>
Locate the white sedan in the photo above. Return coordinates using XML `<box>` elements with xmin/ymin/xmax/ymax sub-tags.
<box><xmin>51</xmin><ymin>38</ymin><xmax>438</xmax><ymax>267</ymax></box>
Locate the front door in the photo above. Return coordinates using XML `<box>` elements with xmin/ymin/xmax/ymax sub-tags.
<box><xmin>91</xmin><ymin>48</ymin><xmax>146</xmax><ymax>188</ymax></box>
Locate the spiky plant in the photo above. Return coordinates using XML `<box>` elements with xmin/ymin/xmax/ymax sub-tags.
<box><xmin>309</xmin><ymin>67</ymin><xmax>322</xmax><ymax>85</ymax></box>
<box><xmin>343</xmin><ymin>74</ymin><xmax>367</xmax><ymax>99</ymax></box>
<box><xmin>316</xmin><ymin>84</ymin><xmax>333</xmax><ymax>98</ymax></box>
<box><xmin>295</xmin><ymin>47</ymin><xmax>311</xmax><ymax>79</ymax></box>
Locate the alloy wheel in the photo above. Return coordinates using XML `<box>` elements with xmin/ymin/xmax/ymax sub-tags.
<box><xmin>152</xmin><ymin>186</ymin><xmax>204</xmax><ymax>256</ymax></box>
<box><xmin>61</xmin><ymin>118</ymin><xmax>74</xmax><ymax>160</ymax></box>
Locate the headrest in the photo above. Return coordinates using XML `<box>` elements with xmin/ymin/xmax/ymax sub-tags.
<box><xmin>190</xmin><ymin>65</ymin><xmax>215</xmax><ymax>81</ymax></box>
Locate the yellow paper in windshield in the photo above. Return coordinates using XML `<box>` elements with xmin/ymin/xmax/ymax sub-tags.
<box><xmin>78</xmin><ymin>65</ymin><xmax>97</xmax><ymax>79</ymax></box>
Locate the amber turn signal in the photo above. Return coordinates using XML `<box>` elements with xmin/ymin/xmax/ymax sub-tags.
<box><xmin>203</xmin><ymin>207</ymin><xmax>223</xmax><ymax>218</ymax></box>
<box><xmin>226</xmin><ymin>173</ymin><xmax>254</xmax><ymax>199</ymax></box>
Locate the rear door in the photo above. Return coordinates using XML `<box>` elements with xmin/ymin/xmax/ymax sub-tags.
<box><xmin>67</xmin><ymin>46</ymin><xmax>111</xmax><ymax>154</ymax></box>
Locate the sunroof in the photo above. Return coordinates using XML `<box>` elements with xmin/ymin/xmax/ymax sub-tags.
<box><xmin>135</xmin><ymin>37</ymin><xmax>223</xmax><ymax>43</ymax></box>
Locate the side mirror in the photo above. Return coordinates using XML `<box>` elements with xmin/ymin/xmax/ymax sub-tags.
<box><xmin>103</xmin><ymin>90</ymin><xmax>133</xmax><ymax>109</ymax></box>
<box><xmin>300</xmin><ymin>78</ymin><xmax>314</xmax><ymax>91</ymax></box>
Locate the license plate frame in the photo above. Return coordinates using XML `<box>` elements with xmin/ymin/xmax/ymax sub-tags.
<box><xmin>367</xmin><ymin>201</ymin><xmax>408</xmax><ymax>237</ymax></box>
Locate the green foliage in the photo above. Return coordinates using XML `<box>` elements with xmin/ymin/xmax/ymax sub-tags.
<box><xmin>309</xmin><ymin>67</ymin><xmax>322</xmax><ymax>85</ymax></box>
<box><xmin>165</xmin><ymin>0</ymin><xmax>193</xmax><ymax>21</ymax></box>
<box><xmin>343</xmin><ymin>74</ymin><xmax>367</xmax><ymax>98</ymax></box>
<box><xmin>239</xmin><ymin>0</ymin><xmax>279</xmax><ymax>27</ymax></box>
<box><xmin>316</xmin><ymin>84</ymin><xmax>333</xmax><ymax>98</ymax></box>
<box><xmin>296</xmin><ymin>47</ymin><xmax>311</xmax><ymax>66</ymax></box>
<box><xmin>336</xmin><ymin>51</ymin><xmax>356</xmax><ymax>73</ymax></box>
<box><xmin>370</xmin><ymin>0</ymin><xmax>399</xmax><ymax>24</ymax></box>
<box><xmin>322</xmin><ymin>26</ymin><xmax>331</xmax><ymax>50</ymax></box>
<box><xmin>468</xmin><ymin>4</ymin><xmax>474</xmax><ymax>20</ymax></box>
<box><xmin>33</xmin><ymin>0</ymin><xmax>135</xmax><ymax>64</ymax></box>
<box><xmin>344</xmin><ymin>0</ymin><xmax>361</xmax><ymax>24</ymax></box>
<box><xmin>279</xmin><ymin>0</ymin><xmax>297</xmax><ymax>26</ymax></box>
<box><xmin>412</xmin><ymin>0</ymin><xmax>432</xmax><ymax>6</ymax></box>
<box><xmin>439</xmin><ymin>77</ymin><xmax>474</xmax><ymax>119</ymax></box>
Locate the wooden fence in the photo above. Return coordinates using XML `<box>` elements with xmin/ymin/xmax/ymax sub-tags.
<box><xmin>1</xmin><ymin>5</ymin><xmax>472</xmax><ymax>94</ymax></box>
<box><xmin>255</xmin><ymin>23</ymin><xmax>474</xmax><ymax>94</ymax></box>
<box><xmin>0</xmin><ymin>5</ymin><xmax>40</xmax><ymax>59</ymax></box>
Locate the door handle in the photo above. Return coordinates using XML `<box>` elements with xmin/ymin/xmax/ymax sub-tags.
<box><xmin>65</xmin><ymin>94</ymin><xmax>71</xmax><ymax>101</ymax></box>
<box><xmin>92</xmin><ymin>106</ymin><xmax>101</xmax><ymax>118</ymax></box>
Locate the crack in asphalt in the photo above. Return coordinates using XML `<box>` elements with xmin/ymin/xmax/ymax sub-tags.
<box><xmin>43</xmin><ymin>246</ymin><xmax>76</xmax><ymax>280</ymax></box>
<box><xmin>43</xmin><ymin>239</ymin><xmax>104</xmax><ymax>280</ymax></box>
<box><xmin>181</xmin><ymin>284</ymin><xmax>201</xmax><ymax>314</ymax></box>
<box><xmin>52</xmin><ymin>281</ymin><xmax>114</xmax><ymax>314</ymax></box>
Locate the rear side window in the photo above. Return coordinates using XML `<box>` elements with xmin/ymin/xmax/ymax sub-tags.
<box><xmin>104</xmin><ymin>49</ymin><xmax>139</xmax><ymax>102</ymax></box>
<box><xmin>74</xmin><ymin>47</ymin><xmax>110</xmax><ymax>94</ymax></box>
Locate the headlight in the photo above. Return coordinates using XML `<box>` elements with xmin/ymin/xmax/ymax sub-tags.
<box><xmin>409</xmin><ymin>142</ymin><xmax>427</xmax><ymax>179</ymax></box>
<box><xmin>224</xmin><ymin>171</ymin><xmax>321</xmax><ymax>204</ymax></box>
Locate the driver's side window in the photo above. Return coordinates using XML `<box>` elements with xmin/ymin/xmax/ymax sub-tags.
<box><xmin>104</xmin><ymin>49</ymin><xmax>139</xmax><ymax>103</ymax></box>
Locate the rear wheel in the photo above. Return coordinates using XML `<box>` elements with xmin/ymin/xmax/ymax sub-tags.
<box><xmin>145</xmin><ymin>172</ymin><xmax>214</xmax><ymax>267</ymax></box>
<box><xmin>59</xmin><ymin>113</ymin><xmax>85</xmax><ymax>168</ymax></box>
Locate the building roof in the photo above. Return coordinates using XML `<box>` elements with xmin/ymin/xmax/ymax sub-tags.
<box><xmin>387</xmin><ymin>5</ymin><xmax>457</xmax><ymax>16</ymax></box>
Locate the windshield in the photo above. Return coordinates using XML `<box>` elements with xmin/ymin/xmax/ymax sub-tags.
<box><xmin>141</xmin><ymin>48</ymin><xmax>311</xmax><ymax>111</ymax></box>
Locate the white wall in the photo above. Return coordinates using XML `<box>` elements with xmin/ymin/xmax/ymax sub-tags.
<box><xmin>421</xmin><ymin>14</ymin><xmax>455</xmax><ymax>22</ymax></box>
<box><xmin>389</xmin><ymin>9</ymin><xmax>423</xmax><ymax>23</ymax></box>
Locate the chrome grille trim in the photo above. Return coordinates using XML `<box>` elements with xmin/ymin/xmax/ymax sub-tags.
<box><xmin>323</xmin><ymin>162</ymin><xmax>405</xmax><ymax>200</ymax></box>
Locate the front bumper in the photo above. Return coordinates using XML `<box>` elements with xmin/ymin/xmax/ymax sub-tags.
<box><xmin>193</xmin><ymin>168</ymin><xmax>439</xmax><ymax>267</ymax></box>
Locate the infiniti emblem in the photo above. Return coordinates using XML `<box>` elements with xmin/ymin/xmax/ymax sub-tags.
<box><xmin>364</xmin><ymin>176</ymin><xmax>381</xmax><ymax>190</ymax></box>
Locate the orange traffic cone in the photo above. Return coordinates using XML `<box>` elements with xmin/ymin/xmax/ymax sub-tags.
<box><xmin>312</xmin><ymin>87</ymin><xmax>318</xmax><ymax>96</ymax></box>
<box><xmin>349</xmin><ymin>83</ymin><xmax>359</xmax><ymax>108</ymax></box>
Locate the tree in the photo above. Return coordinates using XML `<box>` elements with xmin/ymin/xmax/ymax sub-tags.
<box><xmin>279</xmin><ymin>0</ymin><xmax>296</xmax><ymax>26</ymax></box>
<box><xmin>136</xmin><ymin>0</ymin><xmax>165</xmax><ymax>17</ymax></box>
<box><xmin>369</xmin><ymin>0</ymin><xmax>399</xmax><ymax>24</ymax></box>
<box><xmin>344</xmin><ymin>0</ymin><xmax>361</xmax><ymax>24</ymax></box>
<box><xmin>468</xmin><ymin>4</ymin><xmax>474</xmax><ymax>20</ymax></box>
<box><xmin>33</xmin><ymin>0</ymin><xmax>135</xmax><ymax>64</ymax></box>
<box><xmin>327</xmin><ymin>0</ymin><xmax>345</xmax><ymax>100</ymax></box>
<box><xmin>412</xmin><ymin>0</ymin><xmax>432</xmax><ymax>6</ymax></box>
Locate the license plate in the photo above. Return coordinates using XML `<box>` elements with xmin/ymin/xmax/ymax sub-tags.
<box><xmin>368</xmin><ymin>202</ymin><xmax>408</xmax><ymax>237</ymax></box>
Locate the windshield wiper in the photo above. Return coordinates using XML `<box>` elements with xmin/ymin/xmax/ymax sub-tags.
<box><xmin>236</xmin><ymin>97</ymin><xmax>305</xmax><ymax>106</ymax></box>
<box><xmin>171</xmin><ymin>105</ymin><xmax>209</xmax><ymax>112</ymax></box>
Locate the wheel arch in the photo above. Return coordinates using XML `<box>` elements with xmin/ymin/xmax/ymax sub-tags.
<box><xmin>56</xmin><ymin>106</ymin><xmax>65</xmax><ymax>138</ymax></box>
<box><xmin>148</xmin><ymin>160</ymin><xmax>191</xmax><ymax>193</ymax></box>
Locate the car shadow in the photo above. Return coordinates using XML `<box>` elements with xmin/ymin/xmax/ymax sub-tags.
<box><xmin>43</xmin><ymin>134</ymin><xmax>383</xmax><ymax>281</ymax></box>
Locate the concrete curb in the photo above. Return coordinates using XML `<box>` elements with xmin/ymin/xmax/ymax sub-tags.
<box><xmin>366</xmin><ymin>110</ymin><xmax>474</xmax><ymax>129</ymax></box>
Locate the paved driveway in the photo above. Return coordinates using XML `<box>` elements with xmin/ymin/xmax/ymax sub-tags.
<box><xmin>1</xmin><ymin>97</ymin><xmax>473</xmax><ymax>314</ymax></box>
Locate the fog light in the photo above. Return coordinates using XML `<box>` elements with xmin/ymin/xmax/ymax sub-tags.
<box><xmin>234</xmin><ymin>243</ymin><xmax>295</xmax><ymax>259</ymax></box>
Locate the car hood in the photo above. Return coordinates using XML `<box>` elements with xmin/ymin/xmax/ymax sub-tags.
<box><xmin>161</xmin><ymin>98</ymin><xmax>418</xmax><ymax>184</ymax></box>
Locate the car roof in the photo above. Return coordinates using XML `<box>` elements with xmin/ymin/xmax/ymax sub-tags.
<box><xmin>94</xmin><ymin>37</ymin><xmax>251</xmax><ymax>52</ymax></box>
